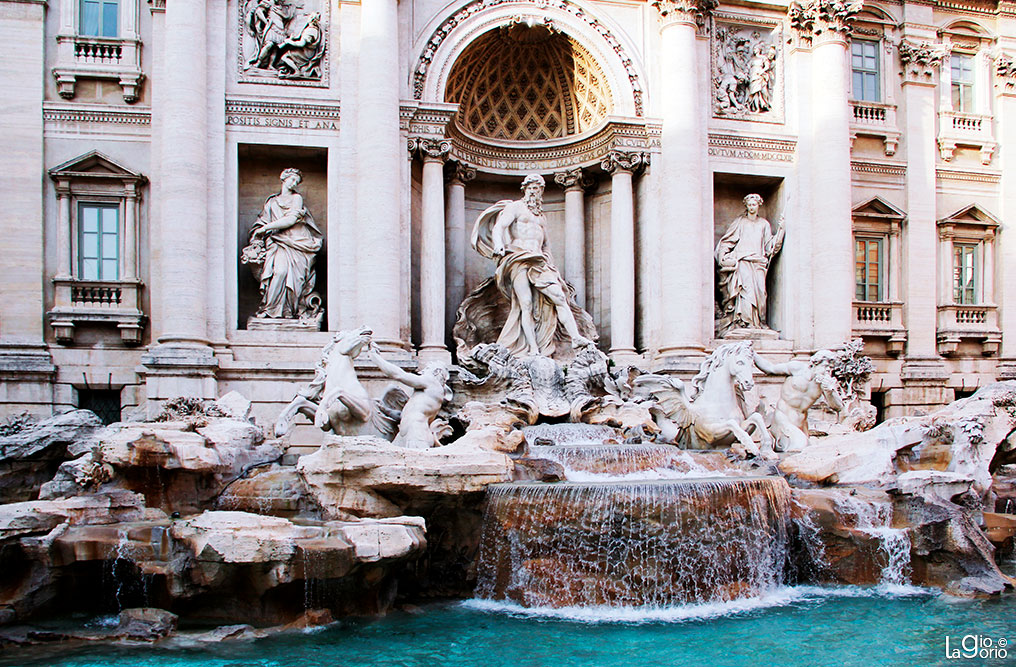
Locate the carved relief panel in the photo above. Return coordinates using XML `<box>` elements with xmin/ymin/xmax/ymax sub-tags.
<box><xmin>711</xmin><ymin>17</ymin><xmax>783</xmax><ymax>122</ymax></box>
<box><xmin>238</xmin><ymin>0</ymin><xmax>329</xmax><ymax>86</ymax></box>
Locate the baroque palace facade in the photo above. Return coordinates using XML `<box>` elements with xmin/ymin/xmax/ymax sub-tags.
<box><xmin>2</xmin><ymin>0</ymin><xmax>1016</xmax><ymax>426</ymax></box>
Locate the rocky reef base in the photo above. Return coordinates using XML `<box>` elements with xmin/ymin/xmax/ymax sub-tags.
<box><xmin>0</xmin><ymin>384</ymin><xmax>1015</xmax><ymax>645</ymax></box>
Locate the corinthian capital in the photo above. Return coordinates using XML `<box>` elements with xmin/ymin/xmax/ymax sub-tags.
<box><xmin>898</xmin><ymin>40</ymin><xmax>947</xmax><ymax>83</ymax></box>
<box><xmin>554</xmin><ymin>168</ymin><xmax>594</xmax><ymax>191</ymax></box>
<box><xmin>996</xmin><ymin>52</ymin><xmax>1016</xmax><ymax>94</ymax></box>
<box><xmin>407</xmin><ymin>137</ymin><xmax>452</xmax><ymax>162</ymax></box>
<box><xmin>652</xmin><ymin>0</ymin><xmax>716</xmax><ymax>28</ymax></box>
<box><xmin>446</xmin><ymin>160</ymin><xmax>476</xmax><ymax>184</ymax></box>
<box><xmin>601</xmin><ymin>151</ymin><xmax>650</xmax><ymax>175</ymax></box>
<box><xmin>788</xmin><ymin>0</ymin><xmax>861</xmax><ymax>43</ymax></box>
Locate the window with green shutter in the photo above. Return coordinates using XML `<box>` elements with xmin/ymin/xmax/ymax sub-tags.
<box><xmin>78</xmin><ymin>204</ymin><xmax>119</xmax><ymax>281</ymax></box>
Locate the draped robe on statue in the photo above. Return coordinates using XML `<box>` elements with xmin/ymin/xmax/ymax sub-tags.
<box><xmin>452</xmin><ymin>201</ymin><xmax>597</xmax><ymax>360</ymax></box>
<box><xmin>252</xmin><ymin>193</ymin><xmax>323</xmax><ymax>319</ymax></box>
<box><xmin>714</xmin><ymin>214</ymin><xmax>783</xmax><ymax>334</ymax></box>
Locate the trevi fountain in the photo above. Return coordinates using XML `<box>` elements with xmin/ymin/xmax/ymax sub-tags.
<box><xmin>0</xmin><ymin>174</ymin><xmax>1013</xmax><ymax>666</ymax></box>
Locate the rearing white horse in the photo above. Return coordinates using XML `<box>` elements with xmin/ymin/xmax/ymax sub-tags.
<box><xmin>635</xmin><ymin>341</ymin><xmax>774</xmax><ymax>459</ymax></box>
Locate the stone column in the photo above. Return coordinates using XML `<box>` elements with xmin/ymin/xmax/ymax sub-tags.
<box><xmin>123</xmin><ymin>182</ymin><xmax>139</xmax><ymax>282</ymax></box>
<box><xmin>356</xmin><ymin>0</ymin><xmax>405</xmax><ymax>354</ymax></box>
<box><xmin>54</xmin><ymin>179</ymin><xmax>72</xmax><ymax>279</ymax></box>
<box><xmin>554</xmin><ymin>168</ymin><xmax>589</xmax><ymax>307</ymax></box>
<box><xmin>0</xmin><ymin>0</ymin><xmax>55</xmax><ymax>411</ymax></box>
<box><xmin>652</xmin><ymin>0</ymin><xmax>711</xmax><ymax>368</ymax></box>
<box><xmin>995</xmin><ymin>51</ymin><xmax>1016</xmax><ymax>374</ymax></box>
<box><xmin>894</xmin><ymin>26</ymin><xmax>950</xmax><ymax>409</ymax></box>
<box><xmin>601</xmin><ymin>151</ymin><xmax>648</xmax><ymax>363</ymax></box>
<box><xmin>807</xmin><ymin>14</ymin><xmax>855</xmax><ymax>350</ymax></box>
<box><xmin>141</xmin><ymin>0</ymin><xmax>217</xmax><ymax>407</ymax></box>
<box><xmin>898</xmin><ymin>37</ymin><xmax>947</xmax><ymax>362</ymax></box>
<box><xmin>445</xmin><ymin>162</ymin><xmax>475</xmax><ymax>337</ymax></box>
<box><xmin>410</xmin><ymin>138</ymin><xmax>451</xmax><ymax>363</ymax></box>
<box><xmin>154</xmin><ymin>0</ymin><xmax>208</xmax><ymax>348</ymax></box>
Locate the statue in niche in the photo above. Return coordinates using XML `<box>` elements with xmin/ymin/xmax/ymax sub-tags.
<box><xmin>713</xmin><ymin>26</ymin><xmax>778</xmax><ymax>116</ymax></box>
<box><xmin>367</xmin><ymin>342</ymin><xmax>453</xmax><ymax>449</ymax></box>
<box><xmin>453</xmin><ymin>174</ymin><xmax>598</xmax><ymax>361</ymax></box>
<box><xmin>715</xmin><ymin>194</ymin><xmax>784</xmax><ymax>337</ymax></box>
<box><xmin>753</xmin><ymin>348</ymin><xmax>845</xmax><ymax>452</ymax></box>
<box><xmin>243</xmin><ymin>0</ymin><xmax>324</xmax><ymax>81</ymax></box>
<box><xmin>242</xmin><ymin>168</ymin><xmax>324</xmax><ymax>324</ymax></box>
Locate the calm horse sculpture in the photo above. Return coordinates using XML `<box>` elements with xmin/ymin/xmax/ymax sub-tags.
<box><xmin>634</xmin><ymin>341</ymin><xmax>774</xmax><ymax>459</ymax></box>
<box><xmin>274</xmin><ymin>326</ymin><xmax>374</xmax><ymax>437</ymax></box>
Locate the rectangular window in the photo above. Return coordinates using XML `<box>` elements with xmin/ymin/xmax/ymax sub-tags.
<box><xmin>80</xmin><ymin>0</ymin><xmax>118</xmax><ymax>37</ymax></box>
<box><xmin>851</xmin><ymin>41</ymin><xmax>880</xmax><ymax>103</ymax></box>
<box><xmin>78</xmin><ymin>204</ymin><xmax>119</xmax><ymax>280</ymax></box>
<box><xmin>951</xmin><ymin>53</ymin><xmax>975</xmax><ymax>112</ymax></box>
<box><xmin>953</xmin><ymin>243</ymin><xmax>978</xmax><ymax>305</ymax></box>
<box><xmin>855</xmin><ymin>237</ymin><xmax>884</xmax><ymax>302</ymax></box>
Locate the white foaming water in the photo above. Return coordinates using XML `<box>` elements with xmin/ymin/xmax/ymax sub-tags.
<box><xmin>833</xmin><ymin>493</ymin><xmax>912</xmax><ymax>586</ymax></box>
<box><xmin>529</xmin><ymin>443</ymin><xmax>725</xmax><ymax>481</ymax></box>
<box><xmin>462</xmin><ymin>584</ymin><xmax>932</xmax><ymax>624</ymax></box>
<box><xmin>522</xmin><ymin>423</ymin><xmax>621</xmax><ymax>446</ymax></box>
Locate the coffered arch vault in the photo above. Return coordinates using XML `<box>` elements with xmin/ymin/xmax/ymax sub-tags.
<box><xmin>412</xmin><ymin>0</ymin><xmax>646</xmax><ymax>121</ymax></box>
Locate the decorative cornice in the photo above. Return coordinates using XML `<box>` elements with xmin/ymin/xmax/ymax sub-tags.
<box><xmin>43</xmin><ymin>103</ymin><xmax>151</xmax><ymax>126</ymax></box>
<box><xmin>412</xmin><ymin>0</ymin><xmax>644</xmax><ymax>117</ymax></box>
<box><xmin>408</xmin><ymin>137</ymin><xmax>452</xmax><ymax>162</ymax></box>
<box><xmin>600</xmin><ymin>150</ymin><xmax>649</xmax><ymax>175</ymax></box>
<box><xmin>996</xmin><ymin>53</ymin><xmax>1016</xmax><ymax>94</ymax></box>
<box><xmin>147</xmin><ymin>0</ymin><xmax>164</xmax><ymax>13</ymax></box>
<box><xmin>707</xmin><ymin>133</ymin><xmax>795</xmax><ymax>162</ymax></box>
<box><xmin>936</xmin><ymin>167</ymin><xmax>1001</xmax><ymax>184</ymax></box>
<box><xmin>447</xmin><ymin>117</ymin><xmax>659</xmax><ymax>175</ymax></box>
<box><xmin>788</xmin><ymin>0</ymin><xmax>862</xmax><ymax>43</ymax></box>
<box><xmin>898</xmin><ymin>40</ymin><xmax>947</xmax><ymax>83</ymax></box>
<box><xmin>224</xmin><ymin>98</ymin><xmax>339</xmax><ymax>131</ymax></box>
<box><xmin>446</xmin><ymin>161</ymin><xmax>476</xmax><ymax>184</ymax></box>
<box><xmin>652</xmin><ymin>0</ymin><xmax>717</xmax><ymax>29</ymax></box>
<box><xmin>851</xmin><ymin>159</ymin><xmax>907</xmax><ymax>177</ymax></box>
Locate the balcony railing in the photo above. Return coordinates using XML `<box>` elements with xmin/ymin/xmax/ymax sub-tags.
<box><xmin>849</xmin><ymin>102</ymin><xmax>900</xmax><ymax>156</ymax></box>
<box><xmin>73</xmin><ymin>37</ymin><xmax>124</xmax><ymax>65</ymax></box>
<box><xmin>71</xmin><ymin>281</ymin><xmax>123</xmax><ymax>307</ymax></box>
<box><xmin>852</xmin><ymin>301</ymin><xmax>906</xmax><ymax>355</ymax></box>
<box><xmin>937</xmin><ymin>111</ymin><xmax>996</xmax><ymax>164</ymax></box>
<box><xmin>936</xmin><ymin>303</ymin><xmax>1001</xmax><ymax>356</ymax></box>
<box><xmin>49</xmin><ymin>278</ymin><xmax>144</xmax><ymax>345</ymax></box>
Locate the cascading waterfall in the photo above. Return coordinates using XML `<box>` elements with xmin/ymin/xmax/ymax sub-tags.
<box><xmin>832</xmin><ymin>494</ymin><xmax>912</xmax><ymax>586</ymax></box>
<box><xmin>477</xmin><ymin>422</ymin><xmax>794</xmax><ymax>609</ymax></box>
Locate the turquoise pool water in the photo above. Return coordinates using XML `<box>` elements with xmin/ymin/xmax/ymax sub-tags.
<box><xmin>4</xmin><ymin>587</ymin><xmax>1014</xmax><ymax>667</ymax></box>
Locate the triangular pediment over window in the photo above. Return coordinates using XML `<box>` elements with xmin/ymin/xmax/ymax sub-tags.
<box><xmin>49</xmin><ymin>151</ymin><xmax>146</xmax><ymax>183</ymax></box>
<box><xmin>852</xmin><ymin>196</ymin><xmax>906</xmax><ymax>221</ymax></box>
<box><xmin>938</xmin><ymin>204</ymin><xmax>999</xmax><ymax>228</ymax></box>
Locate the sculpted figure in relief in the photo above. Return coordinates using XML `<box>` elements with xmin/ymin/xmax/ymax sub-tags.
<box><xmin>746</xmin><ymin>43</ymin><xmax>778</xmax><ymax>113</ymax></box>
<box><xmin>277</xmin><ymin>12</ymin><xmax>324</xmax><ymax>79</ymax></box>
<box><xmin>243</xmin><ymin>0</ymin><xmax>324</xmax><ymax>80</ymax></box>
<box><xmin>245</xmin><ymin>0</ymin><xmax>294</xmax><ymax>70</ymax></box>
<box><xmin>713</xmin><ymin>27</ymin><xmax>778</xmax><ymax>116</ymax></box>
<box><xmin>753</xmin><ymin>349</ymin><xmax>845</xmax><ymax>452</ymax></box>
<box><xmin>367</xmin><ymin>342</ymin><xmax>452</xmax><ymax>449</ymax></box>
<box><xmin>455</xmin><ymin>174</ymin><xmax>597</xmax><ymax>360</ymax></box>
<box><xmin>242</xmin><ymin>168</ymin><xmax>323</xmax><ymax>321</ymax></box>
<box><xmin>715</xmin><ymin>194</ymin><xmax>785</xmax><ymax>336</ymax></box>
